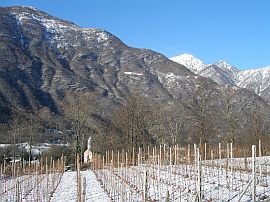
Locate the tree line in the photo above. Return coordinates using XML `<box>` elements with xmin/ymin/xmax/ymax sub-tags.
<box><xmin>1</xmin><ymin>86</ymin><xmax>270</xmax><ymax>164</ymax></box>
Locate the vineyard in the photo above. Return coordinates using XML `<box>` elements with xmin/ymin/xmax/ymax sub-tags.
<box><xmin>0</xmin><ymin>157</ymin><xmax>64</xmax><ymax>201</ymax></box>
<box><xmin>92</xmin><ymin>142</ymin><xmax>270</xmax><ymax>201</ymax></box>
<box><xmin>1</xmin><ymin>142</ymin><xmax>270</xmax><ymax>201</ymax></box>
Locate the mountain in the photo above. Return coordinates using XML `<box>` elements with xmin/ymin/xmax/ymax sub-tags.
<box><xmin>0</xmin><ymin>6</ymin><xmax>268</xmax><ymax>146</ymax></box>
<box><xmin>0</xmin><ymin>6</ymin><xmax>215</xmax><ymax>118</ymax></box>
<box><xmin>171</xmin><ymin>54</ymin><xmax>270</xmax><ymax>101</ymax></box>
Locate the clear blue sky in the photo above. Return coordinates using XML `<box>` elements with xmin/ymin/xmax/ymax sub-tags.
<box><xmin>1</xmin><ymin>0</ymin><xmax>270</xmax><ymax>69</ymax></box>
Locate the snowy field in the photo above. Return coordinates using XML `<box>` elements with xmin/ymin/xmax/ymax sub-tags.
<box><xmin>51</xmin><ymin>170</ymin><xmax>110</xmax><ymax>202</ymax></box>
<box><xmin>94</xmin><ymin>156</ymin><xmax>270</xmax><ymax>201</ymax></box>
<box><xmin>1</xmin><ymin>156</ymin><xmax>270</xmax><ymax>201</ymax></box>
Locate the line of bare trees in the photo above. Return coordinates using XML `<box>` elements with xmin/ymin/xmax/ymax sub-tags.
<box><xmin>110</xmin><ymin>88</ymin><xmax>270</xmax><ymax>151</ymax></box>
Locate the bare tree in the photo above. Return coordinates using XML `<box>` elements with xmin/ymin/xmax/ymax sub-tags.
<box><xmin>219</xmin><ymin>86</ymin><xmax>240</xmax><ymax>143</ymax></box>
<box><xmin>63</xmin><ymin>92</ymin><xmax>97</xmax><ymax>162</ymax></box>
<box><xmin>156</xmin><ymin>102</ymin><xmax>186</xmax><ymax>145</ymax></box>
<box><xmin>186</xmin><ymin>86</ymin><xmax>217</xmax><ymax>145</ymax></box>
<box><xmin>112</xmin><ymin>94</ymin><xmax>155</xmax><ymax>150</ymax></box>
<box><xmin>248</xmin><ymin>101</ymin><xmax>268</xmax><ymax>143</ymax></box>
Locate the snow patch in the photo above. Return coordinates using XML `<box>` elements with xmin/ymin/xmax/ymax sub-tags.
<box><xmin>124</xmin><ymin>72</ymin><xmax>143</xmax><ymax>76</ymax></box>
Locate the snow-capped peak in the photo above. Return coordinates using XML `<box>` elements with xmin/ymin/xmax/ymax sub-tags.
<box><xmin>171</xmin><ymin>53</ymin><xmax>270</xmax><ymax>96</ymax></box>
<box><xmin>170</xmin><ymin>54</ymin><xmax>205</xmax><ymax>73</ymax></box>
<box><xmin>214</xmin><ymin>60</ymin><xmax>239</xmax><ymax>75</ymax></box>
<box><xmin>214</xmin><ymin>60</ymin><xmax>232</xmax><ymax>69</ymax></box>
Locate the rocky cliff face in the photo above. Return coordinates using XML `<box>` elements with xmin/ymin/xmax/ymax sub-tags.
<box><xmin>0</xmin><ymin>6</ymin><xmax>220</xmax><ymax>117</ymax></box>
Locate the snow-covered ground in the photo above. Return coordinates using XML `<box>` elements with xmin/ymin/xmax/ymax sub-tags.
<box><xmin>51</xmin><ymin>170</ymin><xmax>111</xmax><ymax>202</ymax></box>
<box><xmin>1</xmin><ymin>156</ymin><xmax>270</xmax><ymax>201</ymax></box>
<box><xmin>94</xmin><ymin>156</ymin><xmax>270</xmax><ymax>201</ymax></box>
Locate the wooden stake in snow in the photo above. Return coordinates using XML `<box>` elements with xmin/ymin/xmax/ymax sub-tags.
<box><xmin>259</xmin><ymin>139</ymin><xmax>262</xmax><ymax>157</ymax></box>
<box><xmin>165</xmin><ymin>190</ymin><xmax>170</xmax><ymax>202</ymax></box>
<box><xmin>143</xmin><ymin>169</ymin><xmax>148</xmax><ymax>202</ymax></box>
<box><xmin>226</xmin><ymin>143</ymin><xmax>229</xmax><ymax>170</ymax></box>
<box><xmin>204</xmin><ymin>143</ymin><xmax>207</xmax><ymax>161</ymax></box>
<box><xmin>194</xmin><ymin>143</ymin><xmax>197</xmax><ymax>166</ymax></box>
<box><xmin>132</xmin><ymin>147</ymin><xmax>135</xmax><ymax>166</ymax></box>
<box><xmin>197</xmin><ymin>148</ymin><xmax>202</xmax><ymax>202</ymax></box>
<box><xmin>77</xmin><ymin>154</ymin><xmax>82</xmax><ymax>202</ymax></box>
<box><xmin>169</xmin><ymin>147</ymin><xmax>172</xmax><ymax>166</ymax></box>
<box><xmin>230</xmin><ymin>142</ymin><xmax>233</xmax><ymax>159</ymax></box>
<box><xmin>46</xmin><ymin>157</ymin><xmax>49</xmax><ymax>202</ymax></box>
<box><xmin>15</xmin><ymin>180</ymin><xmax>20</xmax><ymax>202</ymax></box>
<box><xmin>188</xmin><ymin>144</ymin><xmax>190</xmax><ymax>164</ymax></box>
<box><xmin>82</xmin><ymin>177</ymin><xmax>86</xmax><ymax>202</ymax></box>
<box><xmin>219</xmin><ymin>142</ymin><xmax>221</xmax><ymax>160</ymax></box>
<box><xmin>117</xmin><ymin>151</ymin><xmax>120</xmax><ymax>171</ymax></box>
<box><xmin>259</xmin><ymin>139</ymin><xmax>262</xmax><ymax>182</ymax></box>
<box><xmin>252</xmin><ymin>145</ymin><xmax>256</xmax><ymax>202</ymax></box>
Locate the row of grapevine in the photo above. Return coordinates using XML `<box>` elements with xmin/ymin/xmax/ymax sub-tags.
<box><xmin>0</xmin><ymin>156</ymin><xmax>65</xmax><ymax>201</ymax></box>
<box><xmin>92</xmin><ymin>141</ymin><xmax>270</xmax><ymax>201</ymax></box>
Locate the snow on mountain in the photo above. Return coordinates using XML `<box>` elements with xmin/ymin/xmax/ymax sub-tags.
<box><xmin>170</xmin><ymin>54</ymin><xmax>205</xmax><ymax>73</ymax></box>
<box><xmin>236</xmin><ymin>66</ymin><xmax>270</xmax><ymax>94</ymax></box>
<box><xmin>214</xmin><ymin>60</ymin><xmax>239</xmax><ymax>76</ymax></box>
<box><xmin>171</xmin><ymin>54</ymin><xmax>270</xmax><ymax>97</ymax></box>
<box><xmin>11</xmin><ymin>6</ymin><xmax>112</xmax><ymax>49</ymax></box>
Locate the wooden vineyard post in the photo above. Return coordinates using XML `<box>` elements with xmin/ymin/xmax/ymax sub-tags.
<box><xmin>197</xmin><ymin>148</ymin><xmax>202</xmax><ymax>202</ymax></box>
<box><xmin>15</xmin><ymin>180</ymin><xmax>20</xmax><ymax>202</ymax></box>
<box><xmin>174</xmin><ymin>145</ymin><xmax>177</xmax><ymax>165</ymax></box>
<box><xmin>117</xmin><ymin>151</ymin><xmax>120</xmax><ymax>171</ymax></box>
<box><xmin>259</xmin><ymin>139</ymin><xmax>262</xmax><ymax>157</ymax></box>
<box><xmin>36</xmin><ymin>160</ymin><xmax>39</xmax><ymax>201</ymax></box>
<box><xmin>259</xmin><ymin>139</ymin><xmax>262</xmax><ymax>182</ymax></box>
<box><xmin>219</xmin><ymin>142</ymin><xmax>221</xmax><ymax>160</ymax></box>
<box><xmin>211</xmin><ymin>149</ymin><xmax>214</xmax><ymax>165</ymax></box>
<box><xmin>125</xmin><ymin>152</ymin><xmax>128</xmax><ymax>167</ymax></box>
<box><xmin>112</xmin><ymin>150</ymin><xmax>114</xmax><ymax>167</ymax></box>
<box><xmin>230</xmin><ymin>142</ymin><xmax>233</xmax><ymax>174</ymax></box>
<box><xmin>46</xmin><ymin>157</ymin><xmax>49</xmax><ymax>202</ymax></box>
<box><xmin>194</xmin><ymin>144</ymin><xmax>197</xmax><ymax>167</ymax></box>
<box><xmin>64</xmin><ymin>156</ymin><xmax>66</xmax><ymax>173</ymax></box>
<box><xmin>105</xmin><ymin>151</ymin><xmax>107</xmax><ymax>168</ymax></box>
<box><xmin>204</xmin><ymin>143</ymin><xmax>207</xmax><ymax>161</ymax></box>
<box><xmin>102</xmin><ymin>156</ymin><xmax>105</xmax><ymax>170</ymax></box>
<box><xmin>230</xmin><ymin>142</ymin><xmax>233</xmax><ymax>160</ymax></box>
<box><xmin>188</xmin><ymin>144</ymin><xmax>190</xmax><ymax>164</ymax></box>
<box><xmin>147</xmin><ymin>146</ymin><xmax>150</xmax><ymax>163</ymax></box>
<box><xmin>138</xmin><ymin>147</ymin><xmax>141</xmax><ymax>165</ymax></box>
<box><xmin>165</xmin><ymin>190</ymin><xmax>170</xmax><ymax>202</ymax></box>
<box><xmin>82</xmin><ymin>177</ymin><xmax>86</xmax><ymax>202</ymax></box>
<box><xmin>169</xmin><ymin>147</ymin><xmax>172</xmax><ymax>166</ymax></box>
<box><xmin>226</xmin><ymin>143</ymin><xmax>229</xmax><ymax>171</ymax></box>
<box><xmin>143</xmin><ymin>169</ymin><xmax>148</xmax><ymax>202</ymax></box>
<box><xmin>163</xmin><ymin>144</ymin><xmax>166</xmax><ymax>165</ymax></box>
<box><xmin>244</xmin><ymin>148</ymin><xmax>248</xmax><ymax>172</ymax></box>
<box><xmin>151</xmin><ymin>147</ymin><xmax>154</xmax><ymax>165</ymax></box>
<box><xmin>77</xmin><ymin>154</ymin><xmax>81</xmax><ymax>202</ymax></box>
<box><xmin>252</xmin><ymin>145</ymin><xmax>256</xmax><ymax>202</ymax></box>
<box><xmin>132</xmin><ymin>147</ymin><xmax>135</xmax><ymax>166</ymax></box>
<box><xmin>159</xmin><ymin>145</ymin><xmax>162</xmax><ymax>164</ymax></box>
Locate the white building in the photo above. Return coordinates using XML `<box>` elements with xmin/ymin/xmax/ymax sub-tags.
<box><xmin>84</xmin><ymin>136</ymin><xmax>92</xmax><ymax>164</ymax></box>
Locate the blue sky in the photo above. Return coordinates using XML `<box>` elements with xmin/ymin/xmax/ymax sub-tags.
<box><xmin>1</xmin><ymin>0</ymin><xmax>270</xmax><ymax>69</ymax></box>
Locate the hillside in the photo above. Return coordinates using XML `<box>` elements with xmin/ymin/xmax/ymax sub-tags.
<box><xmin>0</xmin><ymin>7</ymin><xmax>269</xmax><ymax>147</ymax></box>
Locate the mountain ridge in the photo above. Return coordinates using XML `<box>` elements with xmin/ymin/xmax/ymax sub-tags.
<box><xmin>0</xmin><ymin>6</ymin><xmax>269</xmax><ymax>146</ymax></box>
<box><xmin>171</xmin><ymin>54</ymin><xmax>270</xmax><ymax>100</ymax></box>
